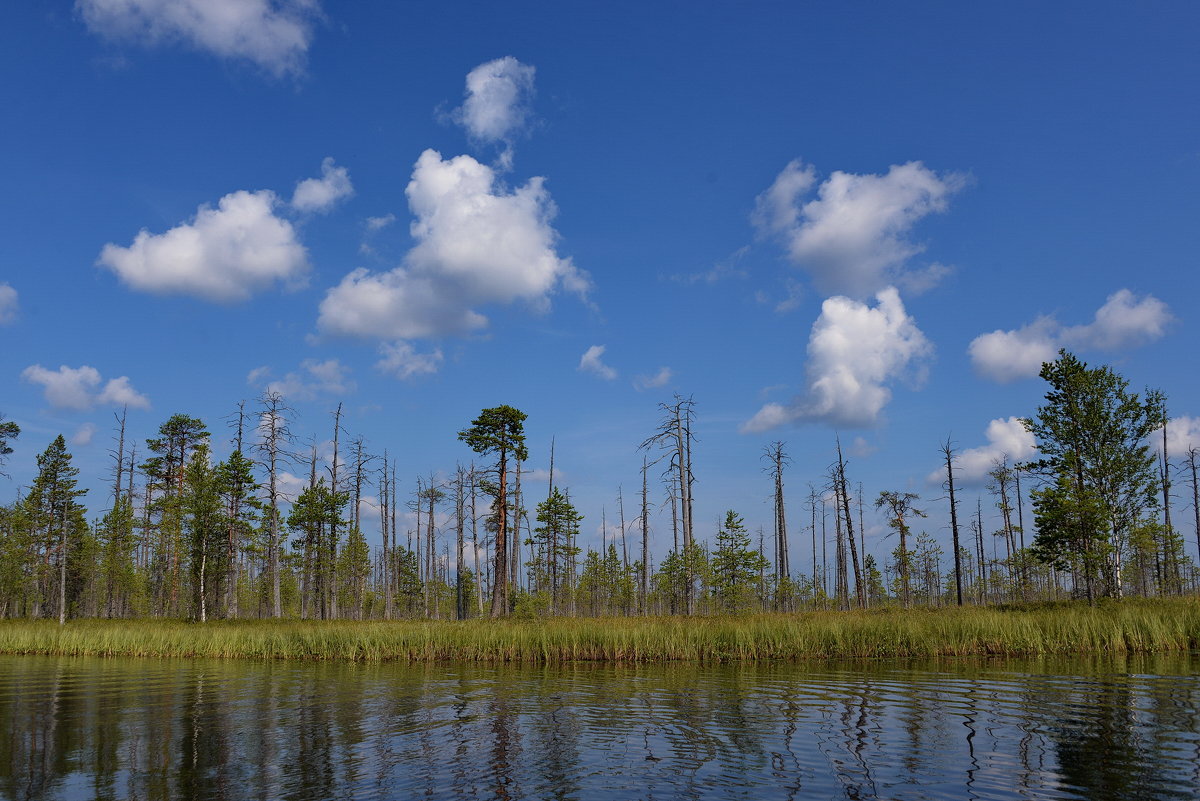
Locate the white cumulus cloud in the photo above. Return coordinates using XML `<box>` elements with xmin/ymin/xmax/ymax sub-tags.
<box><xmin>455</xmin><ymin>56</ymin><xmax>536</xmax><ymax>161</ymax></box>
<box><xmin>98</xmin><ymin>189</ymin><xmax>308</xmax><ymax>302</ymax></box>
<box><xmin>376</xmin><ymin>341</ymin><xmax>443</xmax><ymax>380</ymax></box>
<box><xmin>72</xmin><ymin>423</ymin><xmax>97</xmax><ymax>447</ymax></box>
<box><xmin>248</xmin><ymin>359</ymin><xmax>354</xmax><ymax>401</ymax></box>
<box><xmin>928</xmin><ymin>417</ymin><xmax>1037</xmax><ymax>485</ymax></box>
<box><xmin>1154</xmin><ymin>416</ymin><xmax>1200</xmax><ymax>459</ymax></box>
<box><xmin>77</xmin><ymin>0</ymin><xmax>320</xmax><ymax>77</ymax></box>
<box><xmin>579</xmin><ymin>345</ymin><xmax>617</xmax><ymax>380</ymax></box>
<box><xmin>754</xmin><ymin>159</ymin><xmax>966</xmax><ymax>298</ymax></box>
<box><xmin>291</xmin><ymin>157</ymin><xmax>353</xmax><ymax>213</ymax></box>
<box><xmin>633</xmin><ymin>367</ymin><xmax>673</xmax><ymax>391</ymax></box>
<box><xmin>1063</xmin><ymin>289</ymin><xmax>1172</xmax><ymax>351</ymax></box>
<box><xmin>967</xmin><ymin>316</ymin><xmax>1060</xmax><ymax>383</ymax></box>
<box><xmin>22</xmin><ymin>364</ymin><xmax>150</xmax><ymax>411</ymax></box>
<box><xmin>0</xmin><ymin>283</ymin><xmax>17</xmax><ymax>324</ymax></box>
<box><xmin>742</xmin><ymin>287</ymin><xmax>931</xmax><ymax>431</ymax></box>
<box><xmin>97</xmin><ymin>375</ymin><xmax>152</xmax><ymax>409</ymax></box>
<box><xmin>969</xmin><ymin>290</ymin><xmax>1172</xmax><ymax>382</ymax></box>
<box><xmin>319</xmin><ymin>149</ymin><xmax>586</xmax><ymax>341</ymax></box>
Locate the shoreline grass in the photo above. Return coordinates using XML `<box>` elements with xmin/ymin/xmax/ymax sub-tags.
<box><xmin>0</xmin><ymin>598</ymin><xmax>1197</xmax><ymax>663</ymax></box>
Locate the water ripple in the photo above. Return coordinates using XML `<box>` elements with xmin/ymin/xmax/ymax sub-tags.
<box><xmin>0</xmin><ymin>653</ymin><xmax>1197</xmax><ymax>800</ymax></box>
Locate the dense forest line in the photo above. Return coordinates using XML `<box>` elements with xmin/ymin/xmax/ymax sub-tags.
<box><xmin>0</xmin><ymin>350</ymin><xmax>1197</xmax><ymax>624</ymax></box>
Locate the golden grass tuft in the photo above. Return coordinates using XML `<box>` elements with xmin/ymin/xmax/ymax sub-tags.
<box><xmin>0</xmin><ymin>598</ymin><xmax>1196</xmax><ymax>663</ymax></box>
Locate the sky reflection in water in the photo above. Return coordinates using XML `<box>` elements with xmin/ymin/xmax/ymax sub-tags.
<box><xmin>1</xmin><ymin>653</ymin><xmax>1197</xmax><ymax>801</ymax></box>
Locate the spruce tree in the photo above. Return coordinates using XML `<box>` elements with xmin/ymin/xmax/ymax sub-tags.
<box><xmin>458</xmin><ymin>405</ymin><xmax>528</xmax><ymax>618</ymax></box>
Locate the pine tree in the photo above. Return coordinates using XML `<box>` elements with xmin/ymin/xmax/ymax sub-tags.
<box><xmin>710</xmin><ymin>510</ymin><xmax>768</xmax><ymax>613</ymax></box>
<box><xmin>0</xmin><ymin>414</ymin><xmax>19</xmax><ymax>478</ymax></box>
<box><xmin>338</xmin><ymin>525</ymin><xmax>371</xmax><ymax>619</ymax></box>
<box><xmin>458</xmin><ymin>406</ymin><xmax>528</xmax><ymax>618</ymax></box>
<box><xmin>25</xmin><ymin>436</ymin><xmax>88</xmax><ymax>623</ymax></box>
<box><xmin>183</xmin><ymin>445</ymin><xmax>224</xmax><ymax>622</ymax></box>
<box><xmin>533</xmin><ymin>487</ymin><xmax>582</xmax><ymax>614</ymax></box>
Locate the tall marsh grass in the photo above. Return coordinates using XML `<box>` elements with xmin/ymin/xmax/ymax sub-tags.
<box><xmin>0</xmin><ymin>599</ymin><xmax>1196</xmax><ymax>663</ymax></box>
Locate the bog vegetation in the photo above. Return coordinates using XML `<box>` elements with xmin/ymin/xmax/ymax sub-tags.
<box><xmin>0</xmin><ymin>350</ymin><xmax>1197</xmax><ymax>627</ymax></box>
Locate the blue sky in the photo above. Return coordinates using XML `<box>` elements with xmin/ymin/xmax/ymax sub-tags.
<box><xmin>2</xmin><ymin>2</ymin><xmax>1198</xmax><ymax>563</ymax></box>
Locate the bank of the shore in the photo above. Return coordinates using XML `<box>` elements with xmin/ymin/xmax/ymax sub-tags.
<box><xmin>0</xmin><ymin>599</ymin><xmax>1196</xmax><ymax>662</ymax></box>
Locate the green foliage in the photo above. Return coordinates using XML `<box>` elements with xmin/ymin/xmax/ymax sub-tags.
<box><xmin>577</xmin><ymin>546</ymin><xmax>635</xmax><ymax>616</ymax></box>
<box><xmin>0</xmin><ymin>415</ymin><xmax>19</xmax><ymax>476</ymax></box>
<box><xmin>288</xmin><ymin>477</ymin><xmax>349</xmax><ymax>619</ymax></box>
<box><xmin>457</xmin><ymin>405</ymin><xmax>529</xmax><ymax>463</ymax></box>
<box><xmin>390</xmin><ymin>546</ymin><xmax>423</xmax><ymax>617</ymax></box>
<box><xmin>183</xmin><ymin>445</ymin><xmax>224</xmax><ymax>619</ymax></box>
<box><xmin>338</xmin><ymin>527</ymin><xmax>372</xmax><ymax>619</ymax></box>
<box><xmin>710</xmin><ymin>510</ymin><xmax>767</xmax><ymax>613</ymax></box>
<box><xmin>653</xmin><ymin>543</ymin><xmax>709</xmax><ymax>615</ymax></box>
<box><xmin>532</xmin><ymin>488</ymin><xmax>582</xmax><ymax>610</ymax></box>
<box><xmin>1026</xmin><ymin>351</ymin><xmax>1164</xmax><ymax>597</ymax></box>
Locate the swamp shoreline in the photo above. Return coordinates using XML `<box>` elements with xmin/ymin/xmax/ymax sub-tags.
<box><xmin>1</xmin><ymin>599</ymin><xmax>1197</xmax><ymax>663</ymax></box>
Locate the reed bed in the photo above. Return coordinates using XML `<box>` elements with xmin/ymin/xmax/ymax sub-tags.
<box><xmin>0</xmin><ymin>599</ymin><xmax>1196</xmax><ymax>663</ymax></box>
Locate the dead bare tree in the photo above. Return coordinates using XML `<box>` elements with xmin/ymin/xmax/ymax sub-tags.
<box><xmin>640</xmin><ymin>395</ymin><xmax>697</xmax><ymax>614</ymax></box>
<box><xmin>763</xmin><ymin>441</ymin><xmax>791</xmax><ymax>609</ymax></box>
<box><xmin>941</xmin><ymin>437</ymin><xmax>965</xmax><ymax>606</ymax></box>
<box><xmin>255</xmin><ymin>391</ymin><xmax>293</xmax><ymax>618</ymax></box>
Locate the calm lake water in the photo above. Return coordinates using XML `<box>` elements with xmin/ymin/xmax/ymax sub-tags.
<box><xmin>0</xmin><ymin>652</ymin><xmax>1197</xmax><ymax>800</ymax></box>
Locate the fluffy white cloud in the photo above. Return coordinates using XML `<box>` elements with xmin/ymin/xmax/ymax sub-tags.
<box><xmin>0</xmin><ymin>283</ymin><xmax>17</xmax><ymax>324</ymax></box>
<box><xmin>21</xmin><ymin>365</ymin><xmax>100</xmax><ymax>410</ymax></box>
<box><xmin>456</xmin><ymin>56</ymin><xmax>536</xmax><ymax>148</ymax></box>
<box><xmin>319</xmin><ymin>149</ymin><xmax>586</xmax><ymax>340</ymax></box>
<box><xmin>97</xmin><ymin>376</ymin><xmax>152</xmax><ymax>409</ymax></box>
<box><xmin>742</xmin><ymin>287</ymin><xmax>931</xmax><ymax>431</ymax></box>
<box><xmin>376</xmin><ymin>341</ymin><xmax>443</xmax><ymax>380</ymax></box>
<box><xmin>969</xmin><ymin>290</ymin><xmax>1171</xmax><ymax>382</ymax></box>
<box><xmin>1154</xmin><ymin>416</ymin><xmax>1200</xmax><ymax>458</ymax></box>
<box><xmin>633</xmin><ymin>367</ymin><xmax>673</xmax><ymax>391</ymax></box>
<box><xmin>77</xmin><ymin>0</ymin><xmax>320</xmax><ymax>77</ymax></box>
<box><xmin>754</xmin><ymin>159</ymin><xmax>966</xmax><ymax>298</ymax></box>
<box><xmin>752</xmin><ymin>160</ymin><xmax>817</xmax><ymax>236</ymax></box>
<box><xmin>579</xmin><ymin>345</ymin><xmax>616</xmax><ymax>380</ymax></box>
<box><xmin>248</xmin><ymin>359</ymin><xmax>354</xmax><ymax>401</ymax></box>
<box><xmin>273</xmin><ymin>470</ymin><xmax>308</xmax><ymax>503</ymax></box>
<box><xmin>72</xmin><ymin>423</ymin><xmax>97</xmax><ymax>447</ymax></box>
<box><xmin>21</xmin><ymin>364</ymin><xmax>150</xmax><ymax>411</ymax></box>
<box><xmin>1063</xmin><ymin>289</ymin><xmax>1172</xmax><ymax>351</ymax></box>
<box><xmin>967</xmin><ymin>316</ymin><xmax>1060</xmax><ymax>383</ymax></box>
<box><xmin>291</xmin><ymin>157</ymin><xmax>353</xmax><ymax>213</ymax></box>
<box><xmin>98</xmin><ymin>189</ymin><xmax>308</xmax><ymax>302</ymax></box>
<box><xmin>928</xmin><ymin>417</ymin><xmax>1037</xmax><ymax>485</ymax></box>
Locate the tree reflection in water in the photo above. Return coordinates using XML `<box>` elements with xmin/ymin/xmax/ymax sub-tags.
<box><xmin>0</xmin><ymin>653</ymin><xmax>1196</xmax><ymax>801</ymax></box>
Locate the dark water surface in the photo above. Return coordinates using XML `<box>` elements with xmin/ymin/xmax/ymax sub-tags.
<box><xmin>1</xmin><ymin>652</ymin><xmax>1197</xmax><ymax>800</ymax></box>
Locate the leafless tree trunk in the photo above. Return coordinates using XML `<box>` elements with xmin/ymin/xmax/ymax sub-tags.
<box><xmin>380</xmin><ymin>452</ymin><xmax>391</xmax><ymax>620</ymax></box>
<box><xmin>640</xmin><ymin>395</ymin><xmax>697</xmax><ymax>614</ymax></box>
<box><xmin>510</xmin><ymin>460</ymin><xmax>522</xmax><ymax>595</ymax></box>
<box><xmin>1187</xmin><ymin>447</ymin><xmax>1200</xmax><ymax>573</ymax></box>
<box><xmin>941</xmin><ymin>438</ymin><xmax>965</xmax><ymax>606</ymax></box>
<box><xmin>641</xmin><ymin>457</ymin><xmax>650</xmax><ymax>614</ymax></box>
<box><xmin>256</xmin><ymin>391</ymin><xmax>292</xmax><ymax>619</ymax></box>
<box><xmin>471</xmin><ymin>465</ymin><xmax>483</xmax><ymax>616</ymax></box>
<box><xmin>835</xmin><ymin>438</ymin><xmax>865</xmax><ymax>608</ymax></box>
<box><xmin>764</xmin><ymin>442</ymin><xmax>791</xmax><ymax>609</ymax></box>
<box><xmin>327</xmin><ymin>403</ymin><xmax>343</xmax><ymax>619</ymax></box>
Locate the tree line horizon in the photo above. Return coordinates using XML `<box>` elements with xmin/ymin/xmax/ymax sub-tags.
<box><xmin>0</xmin><ymin>349</ymin><xmax>1197</xmax><ymax>623</ymax></box>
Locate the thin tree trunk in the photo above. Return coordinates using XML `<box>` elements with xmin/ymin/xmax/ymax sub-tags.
<box><xmin>641</xmin><ymin>458</ymin><xmax>650</xmax><ymax>615</ymax></box>
<box><xmin>943</xmin><ymin>439</ymin><xmax>964</xmax><ymax>606</ymax></box>
<box><xmin>836</xmin><ymin>439</ymin><xmax>865</xmax><ymax>608</ymax></box>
